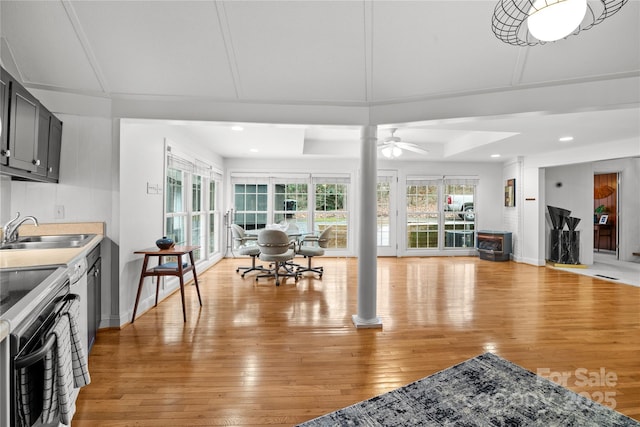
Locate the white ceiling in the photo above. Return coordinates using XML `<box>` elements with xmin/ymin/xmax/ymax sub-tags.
<box><xmin>1</xmin><ymin>0</ymin><xmax>639</xmax><ymax>162</ymax></box>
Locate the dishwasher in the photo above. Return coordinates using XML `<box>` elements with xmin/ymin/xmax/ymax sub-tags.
<box><xmin>67</xmin><ymin>257</ymin><xmax>88</xmax><ymax>353</ymax></box>
<box><xmin>86</xmin><ymin>245</ymin><xmax>101</xmax><ymax>352</ymax></box>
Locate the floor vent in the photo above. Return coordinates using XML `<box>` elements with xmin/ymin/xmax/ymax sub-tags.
<box><xmin>595</xmin><ymin>274</ymin><xmax>619</xmax><ymax>280</ymax></box>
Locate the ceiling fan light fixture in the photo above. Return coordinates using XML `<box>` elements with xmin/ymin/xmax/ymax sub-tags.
<box><xmin>381</xmin><ymin>145</ymin><xmax>402</xmax><ymax>159</ymax></box>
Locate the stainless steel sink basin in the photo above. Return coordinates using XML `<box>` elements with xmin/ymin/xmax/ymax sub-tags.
<box><xmin>17</xmin><ymin>234</ymin><xmax>95</xmax><ymax>243</ymax></box>
<box><xmin>1</xmin><ymin>234</ymin><xmax>96</xmax><ymax>250</ymax></box>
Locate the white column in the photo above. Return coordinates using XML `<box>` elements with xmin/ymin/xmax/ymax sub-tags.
<box><xmin>352</xmin><ymin>125</ymin><xmax>382</xmax><ymax>328</ymax></box>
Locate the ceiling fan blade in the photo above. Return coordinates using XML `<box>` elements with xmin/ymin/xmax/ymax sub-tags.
<box><xmin>397</xmin><ymin>143</ymin><xmax>428</xmax><ymax>155</ymax></box>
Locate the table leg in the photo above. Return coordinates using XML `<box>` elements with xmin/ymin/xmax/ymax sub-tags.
<box><xmin>177</xmin><ymin>260</ymin><xmax>187</xmax><ymax>322</ymax></box>
<box><xmin>155</xmin><ymin>255</ymin><xmax>163</xmax><ymax>306</ymax></box>
<box><xmin>132</xmin><ymin>255</ymin><xmax>150</xmax><ymax>323</ymax></box>
<box><xmin>189</xmin><ymin>251</ymin><xmax>203</xmax><ymax>306</ymax></box>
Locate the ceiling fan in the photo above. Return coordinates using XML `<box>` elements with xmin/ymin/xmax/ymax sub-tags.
<box><xmin>378</xmin><ymin>128</ymin><xmax>429</xmax><ymax>159</ymax></box>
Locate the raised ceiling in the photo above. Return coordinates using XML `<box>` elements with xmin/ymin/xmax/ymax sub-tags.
<box><xmin>1</xmin><ymin>0</ymin><xmax>639</xmax><ymax>161</ymax></box>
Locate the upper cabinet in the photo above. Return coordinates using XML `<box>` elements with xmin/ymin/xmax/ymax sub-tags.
<box><xmin>0</xmin><ymin>66</ymin><xmax>62</xmax><ymax>183</ymax></box>
<box><xmin>8</xmin><ymin>77</ymin><xmax>39</xmax><ymax>173</ymax></box>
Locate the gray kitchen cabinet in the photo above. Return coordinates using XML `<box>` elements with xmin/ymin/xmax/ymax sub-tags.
<box><xmin>7</xmin><ymin>75</ymin><xmax>39</xmax><ymax>173</ymax></box>
<box><xmin>34</xmin><ymin>105</ymin><xmax>50</xmax><ymax>177</ymax></box>
<box><xmin>34</xmin><ymin>103</ymin><xmax>62</xmax><ymax>182</ymax></box>
<box><xmin>0</xmin><ymin>66</ymin><xmax>62</xmax><ymax>183</ymax></box>
<box><xmin>46</xmin><ymin>114</ymin><xmax>62</xmax><ymax>181</ymax></box>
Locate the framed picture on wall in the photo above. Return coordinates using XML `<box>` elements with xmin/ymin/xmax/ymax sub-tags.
<box><xmin>599</xmin><ymin>214</ymin><xmax>609</xmax><ymax>225</ymax></box>
<box><xmin>505</xmin><ymin>179</ymin><xmax>515</xmax><ymax>207</ymax></box>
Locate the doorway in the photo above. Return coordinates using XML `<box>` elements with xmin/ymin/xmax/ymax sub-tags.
<box><xmin>593</xmin><ymin>173</ymin><xmax>618</xmax><ymax>258</ymax></box>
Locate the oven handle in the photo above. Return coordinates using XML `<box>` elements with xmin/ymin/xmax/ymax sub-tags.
<box><xmin>14</xmin><ymin>334</ymin><xmax>56</xmax><ymax>369</ymax></box>
<box><xmin>14</xmin><ymin>293</ymin><xmax>79</xmax><ymax>369</ymax></box>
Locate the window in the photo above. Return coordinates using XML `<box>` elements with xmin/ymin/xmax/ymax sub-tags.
<box><xmin>165</xmin><ymin>150</ymin><xmax>222</xmax><ymax>262</ymax></box>
<box><xmin>274</xmin><ymin>180</ymin><xmax>308</xmax><ymax>232</ymax></box>
<box><xmin>208</xmin><ymin>180</ymin><xmax>218</xmax><ymax>254</ymax></box>
<box><xmin>166</xmin><ymin>167</ymin><xmax>187</xmax><ymax>246</ymax></box>
<box><xmin>233</xmin><ymin>183</ymin><xmax>268</xmax><ymax>230</ymax></box>
<box><xmin>313</xmin><ymin>178</ymin><xmax>349</xmax><ymax>249</ymax></box>
<box><xmin>404</xmin><ymin>176</ymin><xmax>478</xmax><ymax>251</ymax></box>
<box><xmin>376</xmin><ymin>177</ymin><xmax>391</xmax><ymax>247</ymax></box>
<box><xmin>443</xmin><ymin>178</ymin><xmax>477</xmax><ymax>249</ymax></box>
<box><xmin>406</xmin><ymin>178</ymin><xmax>440</xmax><ymax>249</ymax></box>
<box><xmin>191</xmin><ymin>175</ymin><xmax>205</xmax><ymax>260</ymax></box>
<box><xmin>230</xmin><ymin>174</ymin><xmax>350</xmax><ymax>251</ymax></box>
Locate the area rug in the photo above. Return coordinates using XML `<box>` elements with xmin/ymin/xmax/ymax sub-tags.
<box><xmin>297</xmin><ymin>352</ymin><xmax>640</xmax><ymax>426</ymax></box>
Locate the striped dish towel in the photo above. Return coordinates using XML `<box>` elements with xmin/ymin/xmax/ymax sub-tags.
<box><xmin>17</xmin><ymin>361</ymin><xmax>41</xmax><ymax>427</ymax></box>
<box><xmin>63</xmin><ymin>296</ymin><xmax>91</xmax><ymax>387</ymax></box>
<box><xmin>40</xmin><ymin>314</ymin><xmax>75</xmax><ymax>425</ymax></box>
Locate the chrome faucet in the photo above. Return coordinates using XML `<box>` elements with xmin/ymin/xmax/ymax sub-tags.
<box><xmin>2</xmin><ymin>212</ymin><xmax>38</xmax><ymax>244</ymax></box>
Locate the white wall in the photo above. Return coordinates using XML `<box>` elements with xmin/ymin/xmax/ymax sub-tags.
<box><xmin>502</xmin><ymin>158</ymin><xmax>523</xmax><ymax>260</ymax></box>
<box><xmin>118</xmin><ymin>120</ymin><xmax>223</xmax><ymax>326</ymax></box>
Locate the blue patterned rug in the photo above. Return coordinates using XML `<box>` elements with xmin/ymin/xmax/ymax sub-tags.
<box><xmin>298</xmin><ymin>353</ymin><xmax>639</xmax><ymax>426</ymax></box>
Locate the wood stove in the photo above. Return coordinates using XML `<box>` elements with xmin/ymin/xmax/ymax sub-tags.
<box><xmin>476</xmin><ymin>230</ymin><xmax>512</xmax><ymax>261</ymax></box>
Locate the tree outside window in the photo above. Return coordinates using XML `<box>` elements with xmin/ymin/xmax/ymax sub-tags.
<box><xmin>314</xmin><ymin>183</ymin><xmax>348</xmax><ymax>248</ymax></box>
<box><xmin>406</xmin><ymin>181</ymin><xmax>439</xmax><ymax>249</ymax></box>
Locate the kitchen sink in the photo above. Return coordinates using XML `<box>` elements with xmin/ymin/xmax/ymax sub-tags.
<box><xmin>0</xmin><ymin>234</ymin><xmax>96</xmax><ymax>250</ymax></box>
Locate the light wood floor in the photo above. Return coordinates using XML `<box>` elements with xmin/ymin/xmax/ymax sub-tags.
<box><xmin>74</xmin><ymin>257</ymin><xmax>640</xmax><ymax>426</ymax></box>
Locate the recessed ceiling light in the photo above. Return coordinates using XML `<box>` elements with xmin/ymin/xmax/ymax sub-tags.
<box><xmin>249</xmin><ymin>148</ymin><xmax>259</xmax><ymax>153</ymax></box>
<box><xmin>490</xmin><ymin>154</ymin><xmax>501</xmax><ymax>158</ymax></box>
<box><xmin>559</xmin><ymin>136</ymin><xmax>574</xmax><ymax>142</ymax></box>
<box><xmin>231</xmin><ymin>125</ymin><xmax>244</xmax><ymax>131</ymax></box>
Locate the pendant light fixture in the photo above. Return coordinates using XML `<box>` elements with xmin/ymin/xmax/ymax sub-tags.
<box><xmin>492</xmin><ymin>0</ymin><xmax>629</xmax><ymax>46</ymax></box>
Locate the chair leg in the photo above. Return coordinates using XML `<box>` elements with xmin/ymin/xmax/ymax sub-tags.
<box><xmin>297</xmin><ymin>255</ymin><xmax>323</xmax><ymax>278</ymax></box>
<box><xmin>256</xmin><ymin>261</ymin><xmax>300</xmax><ymax>286</ymax></box>
<box><xmin>236</xmin><ymin>255</ymin><xmax>269</xmax><ymax>277</ymax></box>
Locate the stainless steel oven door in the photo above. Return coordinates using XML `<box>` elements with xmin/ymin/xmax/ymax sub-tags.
<box><xmin>9</xmin><ymin>268</ymin><xmax>69</xmax><ymax>427</ymax></box>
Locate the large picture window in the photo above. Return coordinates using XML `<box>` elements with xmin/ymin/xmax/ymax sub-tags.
<box><xmin>405</xmin><ymin>176</ymin><xmax>477</xmax><ymax>251</ymax></box>
<box><xmin>230</xmin><ymin>174</ymin><xmax>350</xmax><ymax>251</ymax></box>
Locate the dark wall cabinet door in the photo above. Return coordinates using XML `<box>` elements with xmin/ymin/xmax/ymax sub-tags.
<box><xmin>1</xmin><ymin>68</ymin><xmax>10</xmax><ymax>164</ymax></box>
<box><xmin>35</xmin><ymin>105</ymin><xmax>51</xmax><ymax>176</ymax></box>
<box><xmin>8</xmin><ymin>78</ymin><xmax>39</xmax><ymax>173</ymax></box>
<box><xmin>34</xmin><ymin>104</ymin><xmax>62</xmax><ymax>181</ymax></box>
<box><xmin>47</xmin><ymin>116</ymin><xmax>62</xmax><ymax>181</ymax></box>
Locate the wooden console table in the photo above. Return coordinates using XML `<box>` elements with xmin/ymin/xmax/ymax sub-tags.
<box><xmin>132</xmin><ymin>245</ymin><xmax>202</xmax><ymax>323</ymax></box>
<box><xmin>593</xmin><ymin>224</ymin><xmax>613</xmax><ymax>252</ymax></box>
